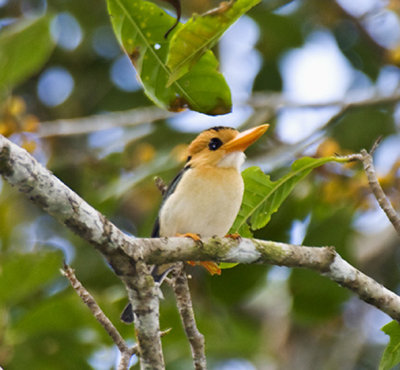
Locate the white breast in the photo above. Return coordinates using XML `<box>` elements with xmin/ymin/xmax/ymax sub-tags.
<box><xmin>159</xmin><ymin>166</ymin><xmax>244</xmax><ymax>237</ymax></box>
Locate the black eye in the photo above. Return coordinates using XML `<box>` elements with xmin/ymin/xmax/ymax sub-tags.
<box><xmin>208</xmin><ymin>137</ymin><xmax>223</xmax><ymax>151</ymax></box>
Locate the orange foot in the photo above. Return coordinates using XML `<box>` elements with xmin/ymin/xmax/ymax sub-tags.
<box><xmin>187</xmin><ymin>261</ymin><xmax>221</xmax><ymax>275</ymax></box>
<box><xmin>225</xmin><ymin>233</ymin><xmax>241</xmax><ymax>240</ymax></box>
<box><xmin>177</xmin><ymin>234</ymin><xmax>221</xmax><ymax>275</ymax></box>
<box><xmin>176</xmin><ymin>232</ymin><xmax>201</xmax><ymax>242</ymax></box>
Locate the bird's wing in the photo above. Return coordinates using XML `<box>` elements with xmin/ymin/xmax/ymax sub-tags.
<box><xmin>151</xmin><ymin>164</ymin><xmax>191</xmax><ymax>237</ymax></box>
<box><xmin>122</xmin><ymin>166</ymin><xmax>192</xmax><ymax>323</ymax></box>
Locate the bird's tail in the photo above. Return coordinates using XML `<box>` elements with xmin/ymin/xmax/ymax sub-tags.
<box><xmin>151</xmin><ymin>263</ymin><xmax>175</xmax><ymax>283</ymax></box>
<box><xmin>120</xmin><ymin>264</ymin><xmax>175</xmax><ymax>324</ymax></box>
<box><xmin>120</xmin><ymin>302</ymin><xmax>134</xmax><ymax>324</ymax></box>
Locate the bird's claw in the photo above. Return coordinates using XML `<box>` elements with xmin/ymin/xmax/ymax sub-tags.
<box><xmin>187</xmin><ymin>261</ymin><xmax>221</xmax><ymax>275</ymax></box>
<box><xmin>176</xmin><ymin>232</ymin><xmax>201</xmax><ymax>242</ymax></box>
<box><xmin>225</xmin><ymin>233</ymin><xmax>241</xmax><ymax>240</ymax></box>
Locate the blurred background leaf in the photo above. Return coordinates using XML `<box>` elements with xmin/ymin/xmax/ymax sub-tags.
<box><xmin>0</xmin><ymin>15</ymin><xmax>54</xmax><ymax>92</ymax></box>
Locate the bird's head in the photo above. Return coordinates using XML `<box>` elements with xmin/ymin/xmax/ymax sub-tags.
<box><xmin>186</xmin><ymin>124</ymin><xmax>269</xmax><ymax>169</ymax></box>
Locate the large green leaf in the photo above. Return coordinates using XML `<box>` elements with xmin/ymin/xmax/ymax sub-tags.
<box><xmin>107</xmin><ymin>0</ymin><xmax>232</xmax><ymax>115</ymax></box>
<box><xmin>166</xmin><ymin>0</ymin><xmax>261</xmax><ymax>85</ymax></box>
<box><xmin>0</xmin><ymin>16</ymin><xmax>54</xmax><ymax>91</ymax></box>
<box><xmin>380</xmin><ymin>321</ymin><xmax>400</xmax><ymax>370</ymax></box>
<box><xmin>231</xmin><ymin>156</ymin><xmax>348</xmax><ymax>236</ymax></box>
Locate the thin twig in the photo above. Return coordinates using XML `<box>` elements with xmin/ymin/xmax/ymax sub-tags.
<box><xmin>359</xmin><ymin>148</ymin><xmax>400</xmax><ymax>236</ymax></box>
<box><xmin>339</xmin><ymin>146</ymin><xmax>400</xmax><ymax>237</ymax></box>
<box><xmin>118</xmin><ymin>354</ymin><xmax>133</xmax><ymax>370</ymax></box>
<box><xmin>369</xmin><ymin>136</ymin><xmax>383</xmax><ymax>155</ymax></box>
<box><xmin>154</xmin><ymin>176</ymin><xmax>168</xmax><ymax>195</ymax></box>
<box><xmin>61</xmin><ymin>263</ymin><xmax>137</xmax><ymax>369</ymax></box>
<box><xmin>170</xmin><ymin>264</ymin><xmax>207</xmax><ymax>370</ymax></box>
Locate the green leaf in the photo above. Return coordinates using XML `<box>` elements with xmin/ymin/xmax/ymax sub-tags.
<box><xmin>251</xmin><ymin>11</ymin><xmax>303</xmax><ymax>59</ymax></box>
<box><xmin>231</xmin><ymin>156</ymin><xmax>348</xmax><ymax>236</ymax></box>
<box><xmin>107</xmin><ymin>0</ymin><xmax>232</xmax><ymax>115</ymax></box>
<box><xmin>0</xmin><ymin>251</ymin><xmax>63</xmax><ymax>304</ymax></box>
<box><xmin>0</xmin><ymin>15</ymin><xmax>54</xmax><ymax>91</ymax></box>
<box><xmin>219</xmin><ymin>262</ymin><xmax>239</xmax><ymax>269</ymax></box>
<box><xmin>380</xmin><ymin>321</ymin><xmax>400</xmax><ymax>370</ymax></box>
<box><xmin>166</xmin><ymin>0</ymin><xmax>261</xmax><ymax>85</ymax></box>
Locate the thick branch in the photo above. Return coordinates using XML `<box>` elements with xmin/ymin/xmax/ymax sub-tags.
<box><xmin>130</xmin><ymin>237</ymin><xmax>335</xmax><ymax>269</ymax></box>
<box><xmin>124</xmin><ymin>261</ymin><xmax>164</xmax><ymax>370</ymax></box>
<box><xmin>170</xmin><ymin>264</ymin><xmax>206</xmax><ymax>370</ymax></box>
<box><xmin>123</xmin><ymin>237</ymin><xmax>400</xmax><ymax>322</ymax></box>
<box><xmin>0</xmin><ymin>135</ymin><xmax>138</xmax><ymax>268</ymax></box>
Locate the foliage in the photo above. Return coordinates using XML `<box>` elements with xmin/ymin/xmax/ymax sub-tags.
<box><xmin>107</xmin><ymin>0</ymin><xmax>232</xmax><ymax>115</ymax></box>
<box><xmin>166</xmin><ymin>0</ymin><xmax>261</xmax><ymax>85</ymax></box>
<box><xmin>0</xmin><ymin>16</ymin><xmax>54</xmax><ymax>92</ymax></box>
<box><xmin>380</xmin><ymin>321</ymin><xmax>400</xmax><ymax>370</ymax></box>
<box><xmin>231</xmin><ymin>156</ymin><xmax>348</xmax><ymax>236</ymax></box>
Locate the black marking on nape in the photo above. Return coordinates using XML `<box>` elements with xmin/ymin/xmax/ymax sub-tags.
<box><xmin>207</xmin><ymin>126</ymin><xmax>234</xmax><ymax>132</ymax></box>
<box><xmin>208</xmin><ymin>137</ymin><xmax>223</xmax><ymax>151</ymax></box>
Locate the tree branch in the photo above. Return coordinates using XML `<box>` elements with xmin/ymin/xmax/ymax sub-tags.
<box><xmin>169</xmin><ymin>264</ymin><xmax>207</xmax><ymax>370</ymax></box>
<box><xmin>339</xmin><ymin>148</ymin><xmax>400</xmax><ymax>237</ymax></box>
<box><xmin>122</xmin><ymin>237</ymin><xmax>400</xmax><ymax>321</ymax></box>
<box><xmin>0</xmin><ymin>134</ymin><xmax>135</xmax><ymax>263</ymax></box>
<box><xmin>123</xmin><ymin>260</ymin><xmax>165</xmax><ymax>370</ymax></box>
<box><xmin>359</xmin><ymin>149</ymin><xmax>400</xmax><ymax>236</ymax></box>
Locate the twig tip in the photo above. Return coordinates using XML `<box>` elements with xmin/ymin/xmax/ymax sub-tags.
<box><xmin>370</xmin><ymin>136</ymin><xmax>383</xmax><ymax>155</ymax></box>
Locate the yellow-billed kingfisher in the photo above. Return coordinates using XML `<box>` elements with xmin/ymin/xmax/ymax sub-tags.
<box><xmin>121</xmin><ymin>124</ymin><xmax>268</xmax><ymax>323</ymax></box>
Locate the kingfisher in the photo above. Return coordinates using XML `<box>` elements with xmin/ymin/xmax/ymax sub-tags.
<box><xmin>121</xmin><ymin>124</ymin><xmax>268</xmax><ymax>323</ymax></box>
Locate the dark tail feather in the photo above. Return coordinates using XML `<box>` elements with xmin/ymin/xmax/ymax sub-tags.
<box><xmin>151</xmin><ymin>264</ymin><xmax>174</xmax><ymax>283</ymax></box>
<box><xmin>120</xmin><ymin>265</ymin><xmax>174</xmax><ymax>324</ymax></box>
<box><xmin>120</xmin><ymin>303</ymin><xmax>134</xmax><ymax>324</ymax></box>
